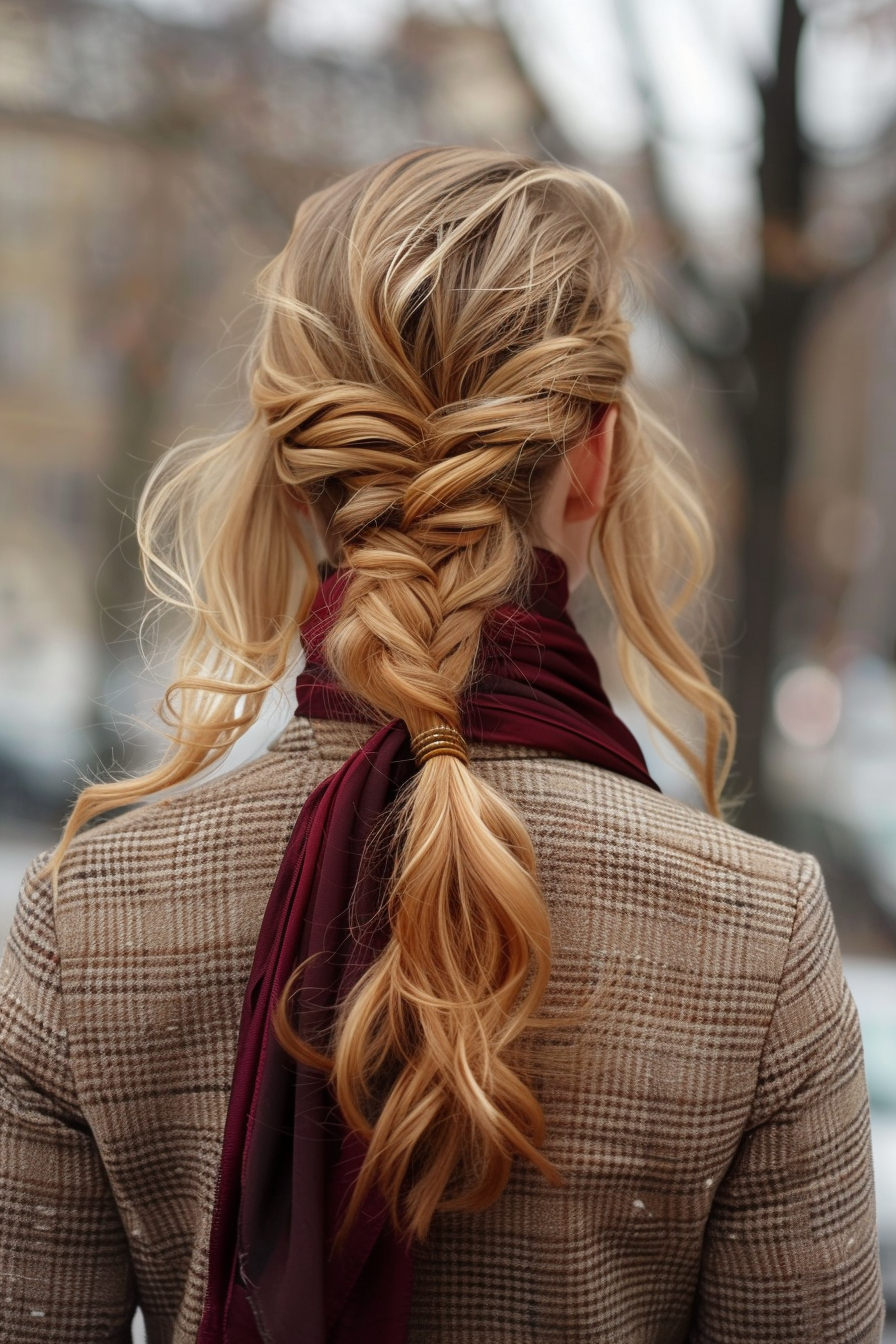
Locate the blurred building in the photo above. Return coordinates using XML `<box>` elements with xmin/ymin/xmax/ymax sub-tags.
<box><xmin>0</xmin><ymin>1</ymin><xmax>558</xmax><ymax>817</ymax></box>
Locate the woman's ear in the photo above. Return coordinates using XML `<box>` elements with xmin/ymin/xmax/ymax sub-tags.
<box><xmin>534</xmin><ymin>404</ymin><xmax>619</xmax><ymax>592</ymax></box>
<box><xmin>563</xmin><ymin>405</ymin><xmax>618</xmax><ymax>522</ymax></box>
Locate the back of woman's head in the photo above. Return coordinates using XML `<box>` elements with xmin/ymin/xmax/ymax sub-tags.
<box><xmin>56</xmin><ymin>146</ymin><xmax>734</xmax><ymax>1237</ymax></box>
<box><xmin>258</xmin><ymin>149</ymin><xmax>630</xmax><ymax>729</ymax></box>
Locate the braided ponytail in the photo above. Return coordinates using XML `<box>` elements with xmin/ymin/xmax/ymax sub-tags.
<box><xmin>281</xmin><ymin>422</ymin><xmax>559</xmax><ymax>1236</ymax></box>
<box><xmin>53</xmin><ymin>147</ymin><xmax>735</xmax><ymax>1234</ymax></box>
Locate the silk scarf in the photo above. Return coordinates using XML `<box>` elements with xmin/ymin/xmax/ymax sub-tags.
<box><xmin>198</xmin><ymin>549</ymin><xmax>657</xmax><ymax>1344</ymax></box>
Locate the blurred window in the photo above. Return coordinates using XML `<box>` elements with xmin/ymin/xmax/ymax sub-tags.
<box><xmin>0</xmin><ymin>294</ymin><xmax>55</xmax><ymax>382</ymax></box>
<box><xmin>862</xmin><ymin>1017</ymin><xmax>896</xmax><ymax>1114</ymax></box>
<box><xmin>0</xmin><ymin>139</ymin><xmax>55</xmax><ymax>241</ymax></box>
<box><xmin>39</xmin><ymin>468</ymin><xmax>96</xmax><ymax>540</ymax></box>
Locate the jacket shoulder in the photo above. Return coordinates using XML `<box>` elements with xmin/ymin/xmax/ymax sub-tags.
<box><xmin>58</xmin><ymin>717</ymin><xmax>318</xmax><ymax>863</ymax></box>
<box><xmin>52</xmin><ymin>718</ymin><xmax>327</xmax><ymax>953</ymax></box>
<box><xmin>474</xmin><ymin>748</ymin><xmax>813</xmax><ymax>955</ymax></box>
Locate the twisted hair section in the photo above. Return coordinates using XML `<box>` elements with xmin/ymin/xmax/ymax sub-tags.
<box><xmin>51</xmin><ymin>147</ymin><xmax>735</xmax><ymax>1236</ymax></box>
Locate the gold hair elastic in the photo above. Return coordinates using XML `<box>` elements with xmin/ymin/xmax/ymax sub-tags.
<box><xmin>410</xmin><ymin>725</ymin><xmax>469</xmax><ymax>767</ymax></box>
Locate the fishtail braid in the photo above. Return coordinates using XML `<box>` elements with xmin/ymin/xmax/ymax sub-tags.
<box><xmin>282</xmin><ymin>401</ymin><xmax>560</xmax><ymax>1237</ymax></box>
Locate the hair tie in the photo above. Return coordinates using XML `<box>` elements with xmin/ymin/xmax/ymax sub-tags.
<box><xmin>410</xmin><ymin>725</ymin><xmax>469</xmax><ymax>767</ymax></box>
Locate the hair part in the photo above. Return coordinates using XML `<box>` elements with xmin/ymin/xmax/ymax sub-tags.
<box><xmin>50</xmin><ymin>146</ymin><xmax>735</xmax><ymax>1238</ymax></box>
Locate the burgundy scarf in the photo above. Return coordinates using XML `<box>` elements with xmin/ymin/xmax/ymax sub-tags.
<box><xmin>198</xmin><ymin>549</ymin><xmax>656</xmax><ymax>1344</ymax></box>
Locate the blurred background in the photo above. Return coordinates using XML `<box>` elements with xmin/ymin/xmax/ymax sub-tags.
<box><xmin>3</xmin><ymin>0</ymin><xmax>896</xmax><ymax>1326</ymax></box>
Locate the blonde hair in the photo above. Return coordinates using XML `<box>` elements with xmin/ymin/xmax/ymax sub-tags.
<box><xmin>52</xmin><ymin>147</ymin><xmax>734</xmax><ymax>1238</ymax></box>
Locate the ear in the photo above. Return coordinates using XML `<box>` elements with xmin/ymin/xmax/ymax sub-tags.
<box><xmin>563</xmin><ymin>405</ymin><xmax>618</xmax><ymax>522</ymax></box>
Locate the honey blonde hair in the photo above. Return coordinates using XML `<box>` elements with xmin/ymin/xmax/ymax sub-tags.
<box><xmin>51</xmin><ymin>147</ymin><xmax>734</xmax><ymax>1238</ymax></box>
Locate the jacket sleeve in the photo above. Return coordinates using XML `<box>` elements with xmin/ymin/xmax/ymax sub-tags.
<box><xmin>691</xmin><ymin>855</ymin><xmax>885</xmax><ymax>1343</ymax></box>
<box><xmin>0</xmin><ymin>855</ymin><xmax>137</xmax><ymax>1342</ymax></box>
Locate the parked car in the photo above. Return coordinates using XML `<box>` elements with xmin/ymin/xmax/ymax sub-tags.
<box><xmin>843</xmin><ymin>957</ymin><xmax>896</xmax><ymax>1304</ymax></box>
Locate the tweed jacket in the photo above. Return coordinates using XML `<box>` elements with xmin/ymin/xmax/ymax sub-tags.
<box><xmin>0</xmin><ymin>714</ymin><xmax>884</xmax><ymax>1343</ymax></box>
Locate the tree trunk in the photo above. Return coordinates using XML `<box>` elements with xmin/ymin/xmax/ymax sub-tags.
<box><xmin>729</xmin><ymin>0</ymin><xmax>810</xmax><ymax>835</ymax></box>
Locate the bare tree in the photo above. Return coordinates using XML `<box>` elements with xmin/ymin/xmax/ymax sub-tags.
<box><xmin>607</xmin><ymin>0</ymin><xmax>896</xmax><ymax>833</ymax></box>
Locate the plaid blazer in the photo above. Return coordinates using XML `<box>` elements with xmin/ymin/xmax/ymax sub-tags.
<box><xmin>0</xmin><ymin>716</ymin><xmax>884</xmax><ymax>1343</ymax></box>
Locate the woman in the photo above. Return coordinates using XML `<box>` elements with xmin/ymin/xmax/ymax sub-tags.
<box><xmin>0</xmin><ymin>148</ymin><xmax>883</xmax><ymax>1343</ymax></box>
